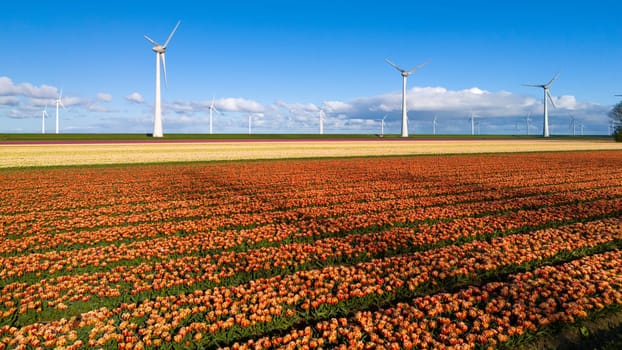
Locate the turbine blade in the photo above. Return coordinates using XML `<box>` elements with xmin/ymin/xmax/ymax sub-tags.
<box><xmin>522</xmin><ymin>84</ymin><xmax>544</xmax><ymax>88</ymax></box>
<box><xmin>59</xmin><ymin>89</ymin><xmax>63</xmax><ymax>99</ymax></box>
<box><xmin>161</xmin><ymin>53</ymin><xmax>168</xmax><ymax>87</ymax></box>
<box><xmin>406</xmin><ymin>60</ymin><xmax>428</xmax><ymax>75</ymax></box>
<box><xmin>163</xmin><ymin>20</ymin><xmax>181</xmax><ymax>48</ymax></box>
<box><xmin>144</xmin><ymin>35</ymin><xmax>159</xmax><ymax>46</ymax></box>
<box><xmin>545</xmin><ymin>72</ymin><xmax>560</xmax><ymax>87</ymax></box>
<box><xmin>385</xmin><ymin>58</ymin><xmax>405</xmax><ymax>73</ymax></box>
<box><xmin>547</xmin><ymin>90</ymin><xmax>556</xmax><ymax>109</ymax></box>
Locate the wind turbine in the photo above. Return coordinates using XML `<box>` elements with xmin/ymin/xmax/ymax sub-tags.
<box><xmin>208</xmin><ymin>97</ymin><xmax>219</xmax><ymax>135</ymax></box>
<box><xmin>523</xmin><ymin>72</ymin><xmax>559</xmax><ymax>138</ymax></box>
<box><xmin>569</xmin><ymin>114</ymin><xmax>576</xmax><ymax>136</ymax></box>
<box><xmin>144</xmin><ymin>20</ymin><xmax>181</xmax><ymax>138</ymax></box>
<box><xmin>248</xmin><ymin>114</ymin><xmax>252</xmax><ymax>135</ymax></box>
<box><xmin>378</xmin><ymin>114</ymin><xmax>388</xmax><ymax>137</ymax></box>
<box><xmin>319</xmin><ymin>109</ymin><xmax>326</xmax><ymax>135</ymax></box>
<box><xmin>525</xmin><ymin>112</ymin><xmax>531</xmax><ymax>136</ymax></box>
<box><xmin>468</xmin><ymin>112</ymin><xmax>478</xmax><ymax>136</ymax></box>
<box><xmin>385</xmin><ymin>58</ymin><xmax>428</xmax><ymax>137</ymax></box>
<box><xmin>54</xmin><ymin>90</ymin><xmax>65</xmax><ymax>134</ymax></box>
<box><xmin>432</xmin><ymin>115</ymin><xmax>438</xmax><ymax>135</ymax></box>
<box><xmin>41</xmin><ymin>105</ymin><xmax>48</xmax><ymax>134</ymax></box>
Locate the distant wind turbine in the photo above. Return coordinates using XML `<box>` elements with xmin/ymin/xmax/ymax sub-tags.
<box><xmin>378</xmin><ymin>114</ymin><xmax>388</xmax><ymax>137</ymax></box>
<box><xmin>54</xmin><ymin>90</ymin><xmax>65</xmax><ymax>134</ymax></box>
<box><xmin>468</xmin><ymin>112</ymin><xmax>479</xmax><ymax>136</ymax></box>
<box><xmin>248</xmin><ymin>114</ymin><xmax>252</xmax><ymax>135</ymax></box>
<box><xmin>525</xmin><ymin>112</ymin><xmax>531</xmax><ymax>136</ymax></box>
<box><xmin>385</xmin><ymin>58</ymin><xmax>428</xmax><ymax>138</ymax></box>
<box><xmin>319</xmin><ymin>109</ymin><xmax>326</xmax><ymax>135</ymax></box>
<box><xmin>523</xmin><ymin>72</ymin><xmax>559</xmax><ymax>138</ymax></box>
<box><xmin>41</xmin><ymin>105</ymin><xmax>48</xmax><ymax>134</ymax></box>
<box><xmin>208</xmin><ymin>97</ymin><xmax>219</xmax><ymax>135</ymax></box>
<box><xmin>144</xmin><ymin>20</ymin><xmax>181</xmax><ymax>138</ymax></box>
<box><xmin>432</xmin><ymin>115</ymin><xmax>438</xmax><ymax>135</ymax></box>
<box><xmin>569</xmin><ymin>114</ymin><xmax>576</xmax><ymax>136</ymax></box>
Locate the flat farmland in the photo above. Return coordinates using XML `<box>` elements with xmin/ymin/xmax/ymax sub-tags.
<box><xmin>1</xmin><ymin>151</ymin><xmax>622</xmax><ymax>349</ymax></box>
<box><xmin>2</xmin><ymin>138</ymin><xmax>622</xmax><ymax>168</ymax></box>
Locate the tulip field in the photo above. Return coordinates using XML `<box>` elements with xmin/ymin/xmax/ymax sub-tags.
<box><xmin>1</xmin><ymin>150</ymin><xmax>621</xmax><ymax>349</ymax></box>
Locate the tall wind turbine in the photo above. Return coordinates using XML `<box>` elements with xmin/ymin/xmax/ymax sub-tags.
<box><xmin>432</xmin><ymin>115</ymin><xmax>438</xmax><ymax>135</ymax></box>
<box><xmin>54</xmin><ymin>90</ymin><xmax>65</xmax><ymax>134</ymax></box>
<box><xmin>248</xmin><ymin>114</ymin><xmax>252</xmax><ymax>135</ymax></box>
<box><xmin>319</xmin><ymin>109</ymin><xmax>326</xmax><ymax>135</ymax></box>
<box><xmin>41</xmin><ymin>105</ymin><xmax>48</xmax><ymax>134</ymax></box>
<box><xmin>386</xmin><ymin>58</ymin><xmax>428</xmax><ymax>137</ymax></box>
<box><xmin>208</xmin><ymin>97</ymin><xmax>219</xmax><ymax>135</ymax></box>
<box><xmin>524</xmin><ymin>72</ymin><xmax>559</xmax><ymax>138</ymax></box>
<box><xmin>144</xmin><ymin>20</ymin><xmax>181</xmax><ymax>138</ymax></box>
<box><xmin>525</xmin><ymin>112</ymin><xmax>531</xmax><ymax>136</ymax></box>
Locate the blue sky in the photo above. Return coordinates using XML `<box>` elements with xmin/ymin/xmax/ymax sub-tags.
<box><xmin>1</xmin><ymin>1</ymin><xmax>621</xmax><ymax>135</ymax></box>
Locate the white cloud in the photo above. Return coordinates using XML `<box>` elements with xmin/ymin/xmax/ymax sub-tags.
<box><xmin>0</xmin><ymin>76</ymin><xmax>58</xmax><ymax>99</ymax></box>
<box><xmin>322</xmin><ymin>100</ymin><xmax>354</xmax><ymax>113</ymax></box>
<box><xmin>96</xmin><ymin>93</ymin><xmax>113</xmax><ymax>102</ymax></box>
<box><xmin>217</xmin><ymin>97</ymin><xmax>264</xmax><ymax>113</ymax></box>
<box><xmin>126</xmin><ymin>92</ymin><xmax>145</xmax><ymax>104</ymax></box>
<box><xmin>0</xmin><ymin>96</ymin><xmax>20</xmax><ymax>107</ymax></box>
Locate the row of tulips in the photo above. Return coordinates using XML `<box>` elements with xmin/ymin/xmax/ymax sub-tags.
<box><xmin>3</xmin><ymin>168</ymin><xmax>616</xmax><ymax>244</ymax></box>
<box><xmin>0</xmin><ymin>215</ymin><xmax>619</xmax><ymax>347</ymax></box>
<box><xmin>224</xmin><ymin>249</ymin><xmax>622</xmax><ymax>350</ymax></box>
<box><xmin>3</xmin><ymin>152</ymin><xmax>621</xmax><ymax>237</ymax></box>
<box><xmin>2</xmin><ymin>177</ymin><xmax>621</xmax><ymax>259</ymax></box>
<box><xmin>2</xmin><ymin>187</ymin><xmax>622</xmax><ymax>288</ymax></box>
<box><xmin>2</xmin><ymin>192</ymin><xmax>621</xmax><ymax>321</ymax></box>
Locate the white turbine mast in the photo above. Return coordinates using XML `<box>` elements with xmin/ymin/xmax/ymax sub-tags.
<box><xmin>208</xmin><ymin>97</ymin><xmax>220</xmax><ymax>135</ymax></box>
<box><xmin>523</xmin><ymin>72</ymin><xmax>559</xmax><ymax>138</ymax></box>
<box><xmin>432</xmin><ymin>115</ymin><xmax>438</xmax><ymax>135</ymax></box>
<box><xmin>248</xmin><ymin>114</ymin><xmax>252</xmax><ymax>135</ymax></box>
<box><xmin>385</xmin><ymin>58</ymin><xmax>428</xmax><ymax>138</ymax></box>
<box><xmin>525</xmin><ymin>112</ymin><xmax>531</xmax><ymax>136</ymax></box>
<box><xmin>144</xmin><ymin>20</ymin><xmax>181</xmax><ymax>138</ymax></box>
<box><xmin>41</xmin><ymin>105</ymin><xmax>49</xmax><ymax>134</ymax></box>
<box><xmin>54</xmin><ymin>90</ymin><xmax>65</xmax><ymax>134</ymax></box>
<box><xmin>319</xmin><ymin>109</ymin><xmax>326</xmax><ymax>135</ymax></box>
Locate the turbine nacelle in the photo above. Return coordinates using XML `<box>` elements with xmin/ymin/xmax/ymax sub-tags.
<box><xmin>151</xmin><ymin>46</ymin><xmax>166</xmax><ymax>54</ymax></box>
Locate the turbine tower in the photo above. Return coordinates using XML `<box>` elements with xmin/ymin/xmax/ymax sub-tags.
<box><xmin>525</xmin><ymin>112</ymin><xmax>531</xmax><ymax>136</ymax></box>
<box><xmin>248</xmin><ymin>114</ymin><xmax>252</xmax><ymax>135</ymax></box>
<box><xmin>523</xmin><ymin>72</ymin><xmax>559</xmax><ymax>138</ymax></box>
<box><xmin>54</xmin><ymin>90</ymin><xmax>65</xmax><ymax>134</ymax></box>
<box><xmin>385</xmin><ymin>58</ymin><xmax>428</xmax><ymax>138</ymax></box>
<box><xmin>144</xmin><ymin>20</ymin><xmax>181</xmax><ymax>138</ymax></box>
<box><xmin>41</xmin><ymin>105</ymin><xmax>48</xmax><ymax>134</ymax></box>
<box><xmin>319</xmin><ymin>109</ymin><xmax>326</xmax><ymax>135</ymax></box>
<box><xmin>208</xmin><ymin>97</ymin><xmax>219</xmax><ymax>135</ymax></box>
<box><xmin>432</xmin><ymin>115</ymin><xmax>437</xmax><ymax>135</ymax></box>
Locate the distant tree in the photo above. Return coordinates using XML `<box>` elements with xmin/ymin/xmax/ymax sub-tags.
<box><xmin>609</xmin><ymin>101</ymin><xmax>622</xmax><ymax>141</ymax></box>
